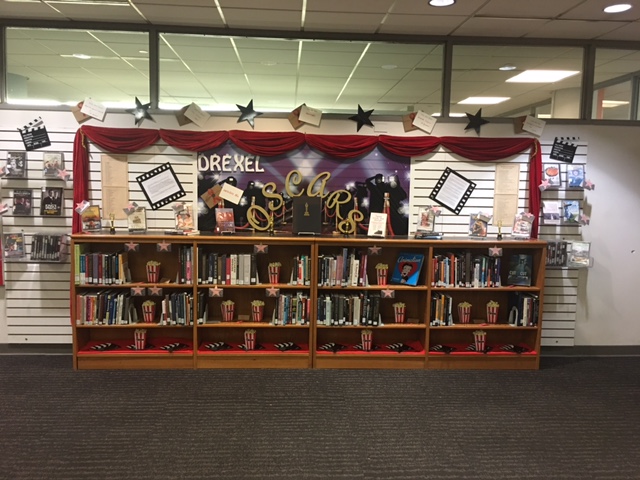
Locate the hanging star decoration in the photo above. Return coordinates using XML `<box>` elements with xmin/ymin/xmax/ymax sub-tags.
<box><xmin>368</xmin><ymin>246</ymin><xmax>382</xmax><ymax>256</ymax></box>
<box><xmin>0</xmin><ymin>203</ymin><xmax>10</xmax><ymax>215</ymax></box>
<box><xmin>236</xmin><ymin>100</ymin><xmax>263</xmax><ymax>129</ymax></box>
<box><xmin>489</xmin><ymin>246</ymin><xmax>503</xmax><ymax>257</ymax></box>
<box><xmin>349</xmin><ymin>104</ymin><xmax>374</xmax><ymax>132</ymax></box>
<box><xmin>579</xmin><ymin>214</ymin><xmax>590</xmax><ymax>226</ymax></box>
<box><xmin>381</xmin><ymin>289</ymin><xmax>395</xmax><ymax>299</ymax></box>
<box><xmin>126</xmin><ymin>97</ymin><xmax>154</xmax><ymax>127</ymax></box>
<box><xmin>266</xmin><ymin>287</ymin><xmax>280</xmax><ymax>297</ymax></box>
<box><xmin>539</xmin><ymin>179</ymin><xmax>551</xmax><ymax>191</ymax></box>
<box><xmin>584</xmin><ymin>179</ymin><xmax>595</xmax><ymax>191</ymax></box>
<box><xmin>254</xmin><ymin>244</ymin><xmax>268</xmax><ymax>254</ymax></box>
<box><xmin>124</xmin><ymin>242</ymin><xmax>139</xmax><ymax>252</ymax></box>
<box><xmin>464</xmin><ymin>108</ymin><xmax>489</xmax><ymax>134</ymax></box>
<box><xmin>56</xmin><ymin>169</ymin><xmax>71</xmax><ymax>181</ymax></box>
<box><xmin>130</xmin><ymin>286</ymin><xmax>146</xmax><ymax>296</ymax></box>
<box><xmin>123</xmin><ymin>202</ymin><xmax>138</xmax><ymax>216</ymax></box>
<box><xmin>209</xmin><ymin>287</ymin><xmax>224</xmax><ymax>298</ymax></box>
<box><xmin>429</xmin><ymin>206</ymin><xmax>442</xmax><ymax>216</ymax></box>
<box><xmin>75</xmin><ymin>200</ymin><xmax>90</xmax><ymax>215</ymax></box>
<box><xmin>157</xmin><ymin>241</ymin><xmax>172</xmax><ymax>252</ymax></box>
<box><xmin>148</xmin><ymin>286</ymin><xmax>163</xmax><ymax>296</ymax></box>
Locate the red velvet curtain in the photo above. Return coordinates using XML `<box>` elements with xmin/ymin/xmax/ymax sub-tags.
<box><xmin>73</xmin><ymin>125</ymin><xmax>541</xmax><ymax>236</ymax></box>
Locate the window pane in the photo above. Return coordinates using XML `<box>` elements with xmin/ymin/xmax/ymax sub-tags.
<box><xmin>451</xmin><ymin>45</ymin><xmax>583</xmax><ymax>119</ymax></box>
<box><xmin>6</xmin><ymin>28</ymin><xmax>149</xmax><ymax>107</ymax></box>
<box><xmin>159</xmin><ymin>33</ymin><xmax>443</xmax><ymax>115</ymax></box>
<box><xmin>592</xmin><ymin>48</ymin><xmax>640</xmax><ymax>120</ymax></box>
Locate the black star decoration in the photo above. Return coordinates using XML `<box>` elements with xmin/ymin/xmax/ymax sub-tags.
<box><xmin>465</xmin><ymin>108</ymin><xmax>489</xmax><ymax>134</ymax></box>
<box><xmin>126</xmin><ymin>97</ymin><xmax>154</xmax><ymax>127</ymax></box>
<box><xmin>349</xmin><ymin>105</ymin><xmax>374</xmax><ymax>131</ymax></box>
<box><xmin>236</xmin><ymin>99</ymin><xmax>263</xmax><ymax>129</ymax></box>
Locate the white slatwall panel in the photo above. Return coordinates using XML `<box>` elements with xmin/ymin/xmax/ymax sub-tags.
<box><xmin>409</xmin><ymin>143</ymin><xmax>587</xmax><ymax>348</ymax></box>
<box><xmin>1</xmin><ymin>127</ymin><xmax>74</xmax><ymax>344</ymax></box>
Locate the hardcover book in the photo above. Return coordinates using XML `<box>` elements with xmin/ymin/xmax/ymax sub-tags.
<box><xmin>175</xmin><ymin>205</ymin><xmax>194</xmax><ymax>231</ymax></box>
<box><xmin>542</xmin><ymin>164</ymin><xmax>561</xmax><ymax>187</ymax></box>
<box><xmin>81</xmin><ymin>205</ymin><xmax>102</xmax><ymax>231</ymax></box>
<box><xmin>5</xmin><ymin>151</ymin><xmax>27</xmax><ymax>178</ymax></box>
<box><xmin>40</xmin><ymin>186</ymin><xmax>63</xmax><ymax>216</ymax></box>
<box><xmin>292</xmin><ymin>196</ymin><xmax>322</xmax><ymax>235</ymax></box>
<box><xmin>12</xmin><ymin>189</ymin><xmax>33</xmax><ymax>215</ymax></box>
<box><xmin>367</xmin><ymin>212</ymin><xmax>387</xmax><ymax>237</ymax></box>
<box><xmin>3</xmin><ymin>232</ymin><xmax>25</xmax><ymax>258</ymax></box>
<box><xmin>215</xmin><ymin>208</ymin><xmax>235</xmax><ymax>234</ymax></box>
<box><xmin>390</xmin><ymin>253</ymin><xmax>425</xmax><ymax>286</ymax></box>
<box><xmin>127</xmin><ymin>207</ymin><xmax>147</xmax><ymax>232</ymax></box>
<box><xmin>43</xmin><ymin>152</ymin><xmax>63</xmax><ymax>178</ymax></box>
<box><xmin>506</xmin><ymin>254</ymin><xmax>533</xmax><ymax>286</ymax></box>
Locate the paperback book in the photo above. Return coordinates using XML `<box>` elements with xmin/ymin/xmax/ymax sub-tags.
<box><xmin>567</xmin><ymin>164</ymin><xmax>585</xmax><ymax>188</ymax></box>
<box><xmin>562</xmin><ymin>200</ymin><xmax>580</xmax><ymax>224</ymax></box>
<box><xmin>469</xmin><ymin>212</ymin><xmax>490</xmax><ymax>238</ymax></box>
<box><xmin>3</xmin><ymin>232</ymin><xmax>25</xmax><ymax>259</ymax></box>
<box><xmin>367</xmin><ymin>212</ymin><xmax>387</xmax><ymax>237</ymax></box>
<box><xmin>566</xmin><ymin>241</ymin><xmax>591</xmax><ymax>268</ymax></box>
<box><xmin>4</xmin><ymin>151</ymin><xmax>27</xmax><ymax>178</ymax></box>
<box><xmin>506</xmin><ymin>254</ymin><xmax>533</xmax><ymax>286</ymax></box>
<box><xmin>12</xmin><ymin>189</ymin><xmax>33</xmax><ymax>216</ymax></box>
<box><xmin>42</xmin><ymin>152</ymin><xmax>63</xmax><ymax>178</ymax></box>
<box><xmin>215</xmin><ymin>208</ymin><xmax>235</xmax><ymax>234</ymax></box>
<box><xmin>81</xmin><ymin>205</ymin><xmax>102</xmax><ymax>231</ymax></box>
<box><xmin>390</xmin><ymin>252</ymin><xmax>425</xmax><ymax>286</ymax></box>
<box><xmin>542</xmin><ymin>201</ymin><xmax>562</xmax><ymax>225</ymax></box>
<box><xmin>542</xmin><ymin>164</ymin><xmax>561</xmax><ymax>188</ymax></box>
<box><xmin>40</xmin><ymin>187</ymin><xmax>63</xmax><ymax>216</ymax></box>
<box><xmin>175</xmin><ymin>205</ymin><xmax>194</xmax><ymax>231</ymax></box>
<box><xmin>511</xmin><ymin>213</ymin><xmax>533</xmax><ymax>240</ymax></box>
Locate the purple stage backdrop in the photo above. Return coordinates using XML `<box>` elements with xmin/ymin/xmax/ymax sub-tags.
<box><xmin>197</xmin><ymin>143</ymin><xmax>410</xmax><ymax>235</ymax></box>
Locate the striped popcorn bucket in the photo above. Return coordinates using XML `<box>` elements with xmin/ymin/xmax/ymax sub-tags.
<box><xmin>251</xmin><ymin>305</ymin><xmax>264</xmax><ymax>322</ymax></box>
<box><xmin>393</xmin><ymin>304</ymin><xmax>406</xmax><ymax>324</ymax></box>
<box><xmin>376</xmin><ymin>268</ymin><xmax>388</xmax><ymax>286</ymax></box>
<box><xmin>134</xmin><ymin>329</ymin><xmax>147</xmax><ymax>350</ymax></box>
<box><xmin>486</xmin><ymin>305</ymin><xmax>499</xmax><ymax>324</ymax></box>
<box><xmin>221</xmin><ymin>303</ymin><xmax>235</xmax><ymax>322</ymax></box>
<box><xmin>244</xmin><ymin>329</ymin><xmax>256</xmax><ymax>350</ymax></box>
<box><xmin>473</xmin><ymin>331</ymin><xmax>487</xmax><ymax>352</ymax></box>
<box><xmin>146</xmin><ymin>263</ymin><xmax>160</xmax><ymax>283</ymax></box>
<box><xmin>361</xmin><ymin>330</ymin><xmax>373</xmax><ymax>352</ymax></box>
<box><xmin>458</xmin><ymin>304</ymin><xmax>471</xmax><ymax>324</ymax></box>
<box><xmin>142</xmin><ymin>303</ymin><xmax>156</xmax><ymax>323</ymax></box>
<box><xmin>268</xmin><ymin>265</ymin><xmax>281</xmax><ymax>284</ymax></box>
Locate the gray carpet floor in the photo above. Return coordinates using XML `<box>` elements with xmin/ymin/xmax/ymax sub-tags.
<box><xmin>1</xmin><ymin>355</ymin><xmax>639</xmax><ymax>479</ymax></box>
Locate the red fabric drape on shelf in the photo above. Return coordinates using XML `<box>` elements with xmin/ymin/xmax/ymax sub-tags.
<box><xmin>72</xmin><ymin>125</ymin><xmax>542</xmax><ymax>237</ymax></box>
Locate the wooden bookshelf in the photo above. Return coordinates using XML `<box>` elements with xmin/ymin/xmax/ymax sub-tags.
<box><xmin>70</xmin><ymin>233</ymin><xmax>546</xmax><ymax>370</ymax></box>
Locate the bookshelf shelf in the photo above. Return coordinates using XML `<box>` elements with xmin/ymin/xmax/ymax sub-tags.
<box><xmin>71</xmin><ymin>233</ymin><xmax>546</xmax><ymax>370</ymax></box>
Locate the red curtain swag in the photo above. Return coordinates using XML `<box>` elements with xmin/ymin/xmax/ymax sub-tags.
<box><xmin>73</xmin><ymin>125</ymin><xmax>542</xmax><ymax>237</ymax></box>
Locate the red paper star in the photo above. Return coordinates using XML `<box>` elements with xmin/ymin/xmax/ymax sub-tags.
<box><xmin>209</xmin><ymin>287</ymin><xmax>223</xmax><ymax>297</ymax></box>
<box><xmin>579</xmin><ymin>214</ymin><xmax>590</xmax><ymax>225</ymax></box>
<box><xmin>539</xmin><ymin>179</ymin><xmax>550</xmax><ymax>191</ymax></box>
<box><xmin>75</xmin><ymin>201</ymin><xmax>90</xmax><ymax>214</ymax></box>
<box><xmin>381</xmin><ymin>289</ymin><xmax>395</xmax><ymax>299</ymax></box>
<box><xmin>584</xmin><ymin>179</ymin><xmax>595</xmax><ymax>190</ymax></box>
<box><xmin>368</xmin><ymin>246</ymin><xmax>382</xmax><ymax>255</ymax></box>
<box><xmin>0</xmin><ymin>203</ymin><xmax>9</xmax><ymax>215</ymax></box>
<box><xmin>131</xmin><ymin>286</ymin><xmax>146</xmax><ymax>296</ymax></box>
<box><xmin>124</xmin><ymin>242</ymin><xmax>139</xmax><ymax>252</ymax></box>
<box><xmin>430</xmin><ymin>206</ymin><xmax>442</xmax><ymax>216</ymax></box>
<box><xmin>254</xmin><ymin>244</ymin><xmax>268</xmax><ymax>254</ymax></box>
<box><xmin>56</xmin><ymin>168</ymin><xmax>71</xmax><ymax>181</ymax></box>
<box><xmin>266</xmin><ymin>287</ymin><xmax>280</xmax><ymax>297</ymax></box>
<box><xmin>157</xmin><ymin>241</ymin><xmax>171</xmax><ymax>252</ymax></box>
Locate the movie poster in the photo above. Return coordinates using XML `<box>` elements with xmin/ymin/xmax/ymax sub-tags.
<box><xmin>197</xmin><ymin>144</ymin><xmax>410</xmax><ymax>235</ymax></box>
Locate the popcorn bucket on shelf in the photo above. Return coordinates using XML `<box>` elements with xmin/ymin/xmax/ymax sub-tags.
<box><xmin>142</xmin><ymin>301</ymin><xmax>156</xmax><ymax>324</ymax></box>
<box><xmin>221</xmin><ymin>301</ymin><xmax>235</xmax><ymax>322</ymax></box>
<box><xmin>244</xmin><ymin>329</ymin><xmax>256</xmax><ymax>350</ymax></box>
<box><xmin>251</xmin><ymin>301</ymin><xmax>265</xmax><ymax>322</ymax></box>
<box><xmin>376</xmin><ymin>268</ymin><xmax>388</xmax><ymax>286</ymax></box>
<box><xmin>134</xmin><ymin>329</ymin><xmax>147</xmax><ymax>350</ymax></box>
<box><xmin>486</xmin><ymin>301</ymin><xmax>499</xmax><ymax>324</ymax></box>
<box><xmin>146</xmin><ymin>261</ymin><xmax>160</xmax><ymax>283</ymax></box>
<box><xmin>473</xmin><ymin>330</ymin><xmax>487</xmax><ymax>352</ymax></box>
<box><xmin>361</xmin><ymin>329</ymin><xmax>373</xmax><ymax>352</ymax></box>
<box><xmin>393</xmin><ymin>302</ymin><xmax>406</xmax><ymax>324</ymax></box>
<box><xmin>268</xmin><ymin>263</ymin><xmax>281</xmax><ymax>284</ymax></box>
<box><xmin>458</xmin><ymin>302</ymin><xmax>472</xmax><ymax>324</ymax></box>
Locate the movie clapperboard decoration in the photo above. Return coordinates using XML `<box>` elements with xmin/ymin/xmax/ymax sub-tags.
<box><xmin>18</xmin><ymin>117</ymin><xmax>51</xmax><ymax>151</ymax></box>
<box><xmin>136</xmin><ymin>163</ymin><xmax>186</xmax><ymax>210</ymax></box>
<box><xmin>429</xmin><ymin>167</ymin><xmax>476</xmax><ymax>215</ymax></box>
<box><xmin>549</xmin><ymin>137</ymin><xmax>578</xmax><ymax>163</ymax></box>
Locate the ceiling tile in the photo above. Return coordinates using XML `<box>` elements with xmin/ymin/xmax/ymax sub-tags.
<box><xmin>132</xmin><ymin>0</ymin><xmax>219</xmax><ymax>5</ymax></box>
<box><xmin>391</xmin><ymin>0</ymin><xmax>492</xmax><ymax>16</ymax></box>
<box><xmin>596</xmin><ymin>22</ymin><xmax>640</xmax><ymax>41</ymax></box>
<box><xmin>0</xmin><ymin>2</ymin><xmax>68</xmax><ymax>19</ymax></box>
<box><xmin>222</xmin><ymin>8</ymin><xmax>301</xmax><ymax>30</ymax></box>
<box><xmin>304</xmin><ymin>12</ymin><xmax>384</xmax><ymax>33</ymax></box>
<box><xmin>136</xmin><ymin>5</ymin><xmax>224</xmax><ymax>26</ymax></box>
<box><xmin>560</xmin><ymin>0</ymin><xmax>640</xmax><ymax>21</ymax></box>
<box><xmin>218</xmin><ymin>0</ymin><xmax>300</xmax><ymax>8</ymax></box>
<box><xmin>477</xmin><ymin>0</ymin><xmax>585</xmax><ymax>18</ymax></box>
<box><xmin>307</xmin><ymin>0</ymin><xmax>394</xmax><ymax>13</ymax></box>
<box><xmin>379</xmin><ymin>14</ymin><xmax>464</xmax><ymax>35</ymax></box>
<box><xmin>45</xmin><ymin>4</ymin><xmax>147</xmax><ymax>23</ymax></box>
<box><xmin>452</xmin><ymin>17</ymin><xmax>550</xmax><ymax>37</ymax></box>
<box><xmin>524</xmin><ymin>19</ymin><xmax>622</xmax><ymax>38</ymax></box>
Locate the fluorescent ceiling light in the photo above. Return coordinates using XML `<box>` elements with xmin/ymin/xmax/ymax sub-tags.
<box><xmin>604</xmin><ymin>4</ymin><xmax>632</xmax><ymax>13</ymax></box>
<box><xmin>46</xmin><ymin>0</ymin><xmax>130</xmax><ymax>5</ymax></box>
<box><xmin>499</xmin><ymin>64</ymin><xmax>517</xmax><ymax>71</ymax></box>
<box><xmin>433</xmin><ymin>112</ymin><xmax>467</xmax><ymax>117</ymax></box>
<box><xmin>72</xmin><ymin>53</ymin><xmax>91</xmax><ymax>60</ymax></box>
<box><xmin>429</xmin><ymin>0</ymin><xmax>456</xmax><ymax>6</ymax></box>
<box><xmin>458</xmin><ymin>97</ymin><xmax>510</xmax><ymax>105</ymax></box>
<box><xmin>506</xmin><ymin>70</ymin><xmax>579</xmax><ymax>83</ymax></box>
<box><xmin>602</xmin><ymin>100</ymin><xmax>629</xmax><ymax>107</ymax></box>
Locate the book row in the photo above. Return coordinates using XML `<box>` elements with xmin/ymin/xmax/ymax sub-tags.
<box><xmin>546</xmin><ymin>240</ymin><xmax>591</xmax><ymax>268</ymax></box>
<box><xmin>317</xmin><ymin>292</ymin><xmax>382</xmax><ymax>327</ymax></box>
<box><xmin>3</xmin><ymin>232</ymin><xmax>66</xmax><ymax>261</ymax></box>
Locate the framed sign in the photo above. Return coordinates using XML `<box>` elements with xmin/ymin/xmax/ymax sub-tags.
<box><xmin>429</xmin><ymin>167</ymin><xmax>476</xmax><ymax>215</ymax></box>
<box><xmin>136</xmin><ymin>163</ymin><xmax>186</xmax><ymax>210</ymax></box>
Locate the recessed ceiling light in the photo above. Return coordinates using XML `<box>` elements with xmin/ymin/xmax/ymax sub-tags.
<box><xmin>458</xmin><ymin>97</ymin><xmax>510</xmax><ymax>105</ymax></box>
<box><xmin>429</xmin><ymin>0</ymin><xmax>455</xmax><ymax>6</ymax></box>
<box><xmin>381</xmin><ymin>64</ymin><xmax>397</xmax><ymax>70</ymax></box>
<box><xmin>72</xmin><ymin>53</ymin><xmax>91</xmax><ymax>60</ymax></box>
<box><xmin>139</xmin><ymin>50</ymin><xmax>148</xmax><ymax>54</ymax></box>
<box><xmin>499</xmin><ymin>64</ymin><xmax>517</xmax><ymax>71</ymax></box>
<box><xmin>604</xmin><ymin>3</ymin><xmax>632</xmax><ymax>13</ymax></box>
<box><xmin>506</xmin><ymin>70</ymin><xmax>579</xmax><ymax>83</ymax></box>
